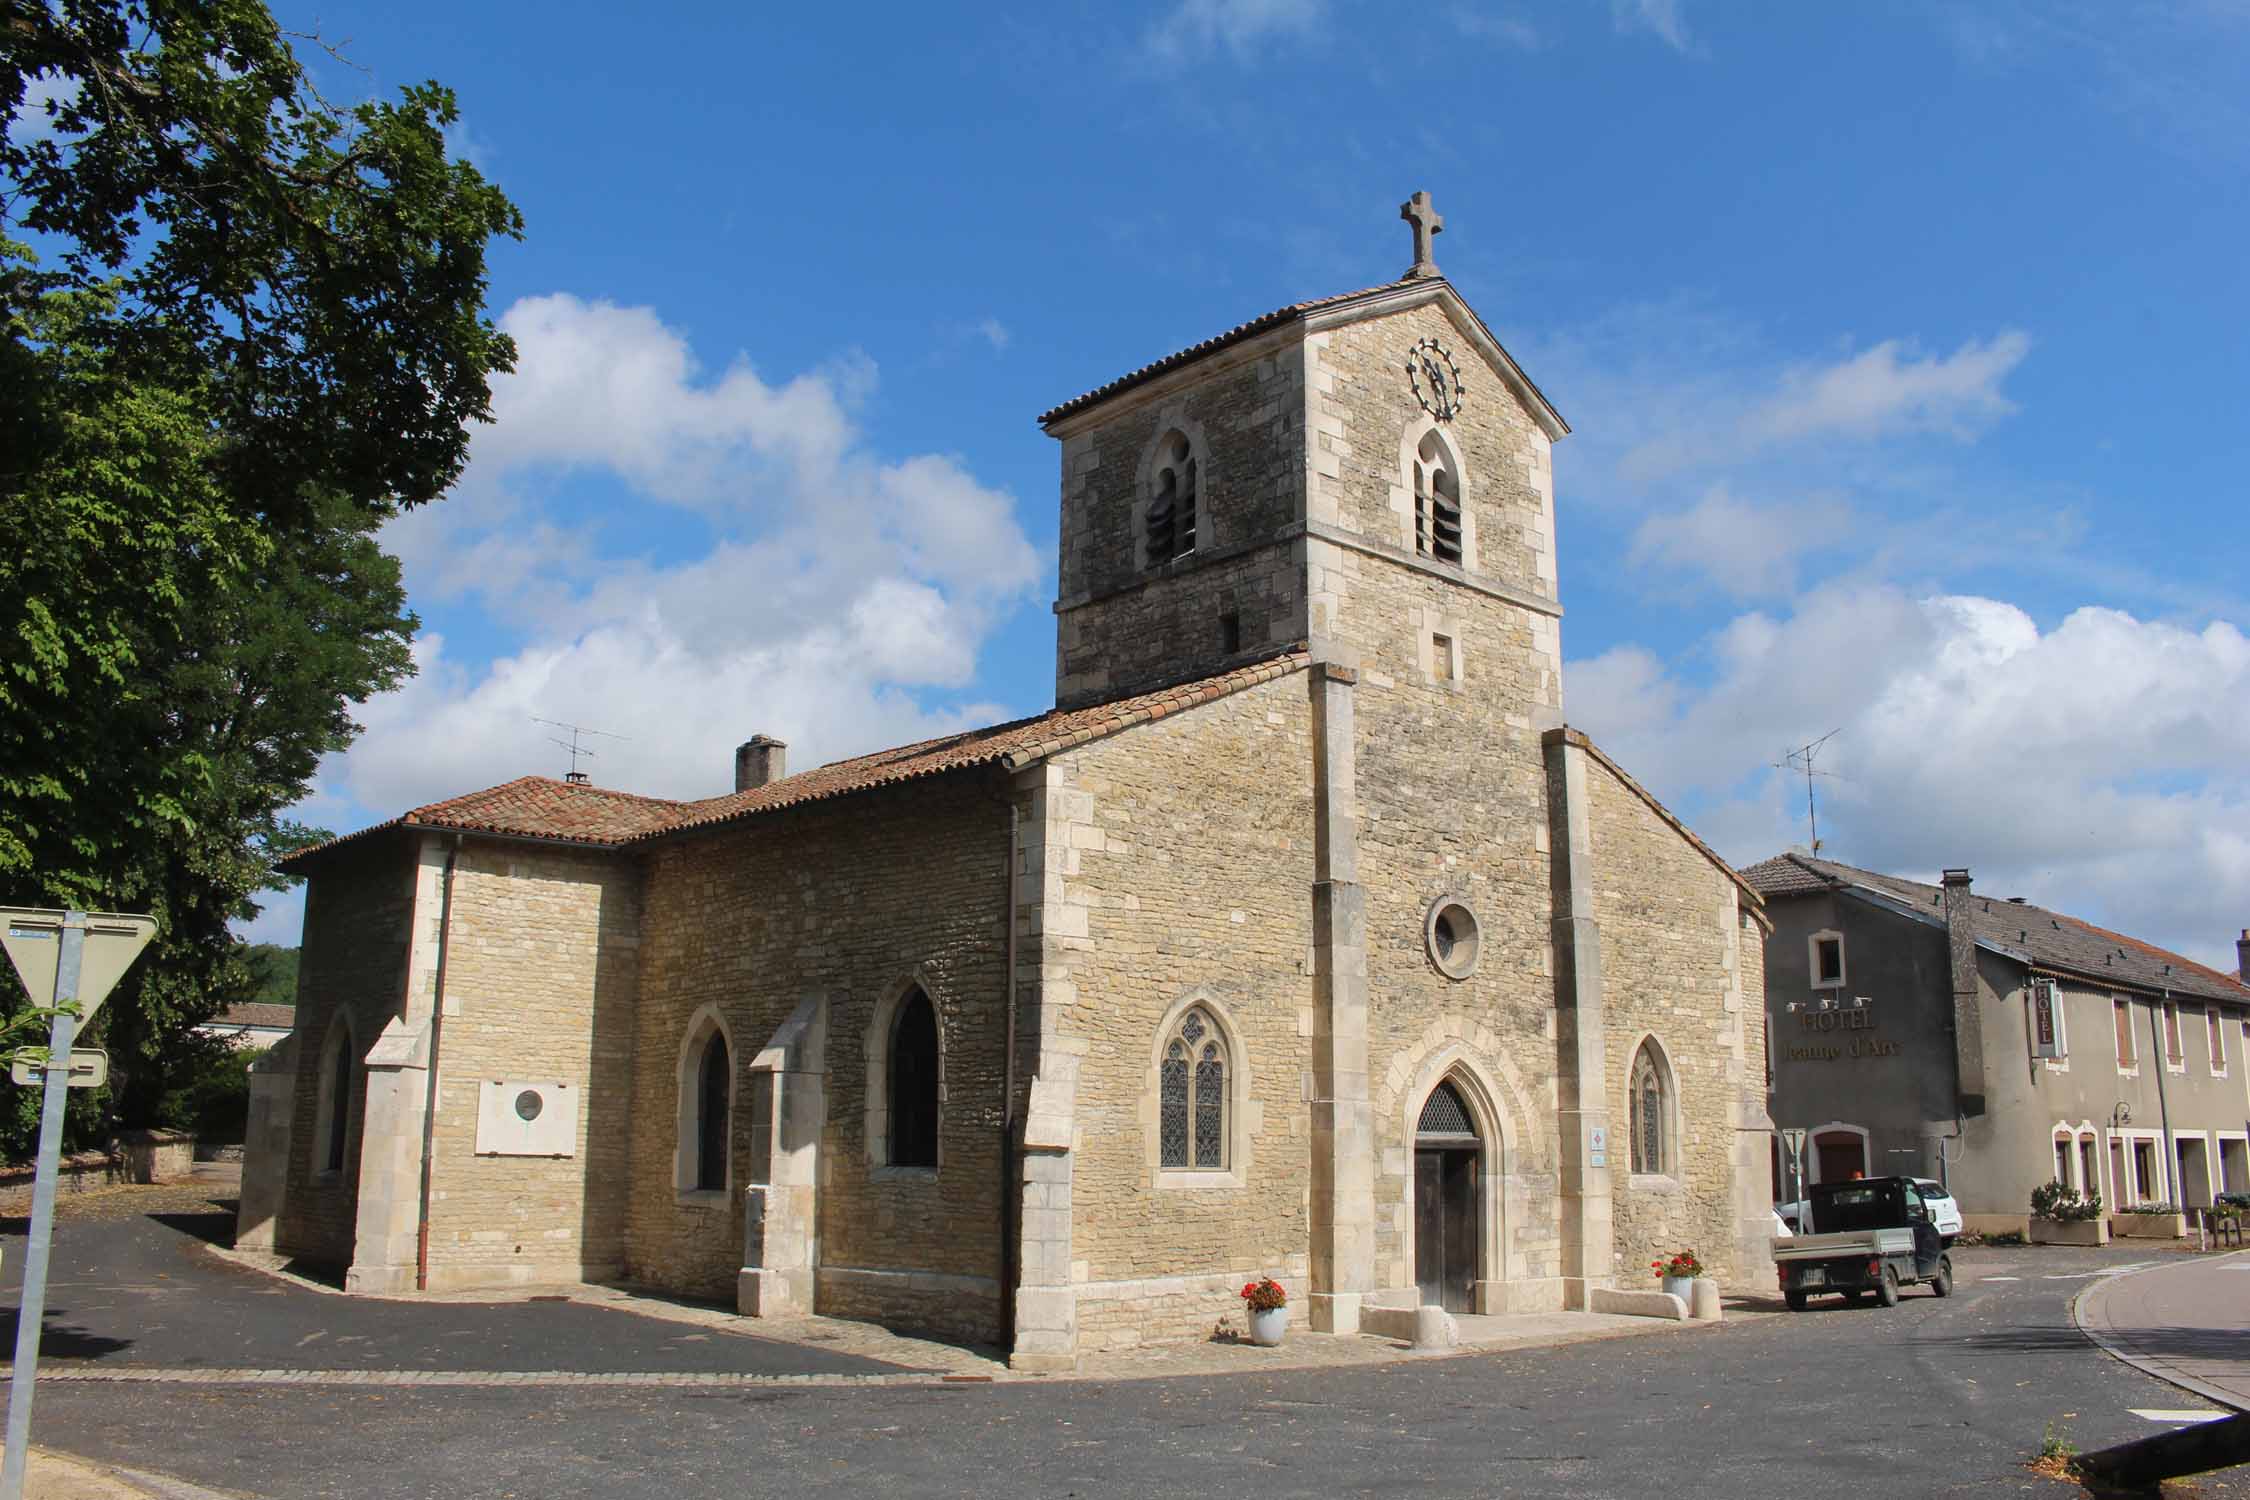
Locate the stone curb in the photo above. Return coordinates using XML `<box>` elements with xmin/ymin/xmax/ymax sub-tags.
<box><xmin>2071</xmin><ymin>1247</ymin><xmax>2250</xmax><ymax>1414</ymax></box>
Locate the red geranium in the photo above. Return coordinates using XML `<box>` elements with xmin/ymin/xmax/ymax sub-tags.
<box><xmin>1240</xmin><ymin>1277</ymin><xmax>1287</xmax><ymax>1313</ymax></box>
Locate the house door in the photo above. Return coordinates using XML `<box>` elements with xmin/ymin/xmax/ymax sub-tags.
<box><xmin>1414</xmin><ymin>1081</ymin><xmax>1481</xmax><ymax>1314</ymax></box>
<box><xmin>1814</xmin><ymin>1130</ymin><xmax>1865</xmax><ymax>1184</ymax></box>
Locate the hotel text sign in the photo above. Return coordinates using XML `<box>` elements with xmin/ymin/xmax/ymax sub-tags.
<box><xmin>1788</xmin><ymin>1003</ymin><xmax>1900</xmax><ymax>1062</ymax></box>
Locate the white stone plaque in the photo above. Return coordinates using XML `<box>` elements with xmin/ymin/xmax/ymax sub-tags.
<box><xmin>475</xmin><ymin>1080</ymin><xmax>577</xmax><ymax>1156</ymax></box>
<box><xmin>1588</xmin><ymin>1124</ymin><xmax>1608</xmax><ymax>1168</ymax></box>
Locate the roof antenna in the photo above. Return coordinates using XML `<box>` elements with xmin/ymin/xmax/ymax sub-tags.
<box><xmin>532</xmin><ymin>717</ymin><xmax>627</xmax><ymax>784</ymax></box>
<box><xmin>1774</xmin><ymin>729</ymin><xmax>1842</xmax><ymax>856</ymax></box>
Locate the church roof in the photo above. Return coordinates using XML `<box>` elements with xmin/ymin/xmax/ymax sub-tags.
<box><xmin>1549</xmin><ymin>728</ymin><xmax>1770</xmax><ymax>922</ymax></box>
<box><xmin>1036</xmin><ymin>276</ymin><xmax>1568</xmax><ymax>439</ymax></box>
<box><xmin>657</xmin><ymin>648</ymin><xmax>1310</xmax><ymax>840</ymax></box>
<box><xmin>282</xmin><ymin>650</ymin><xmax>1311</xmax><ymax>870</ymax></box>
<box><xmin>1741</xmin><ymin>852</ymin><xmax>2250</xmax><ymax>1007</ymax></box>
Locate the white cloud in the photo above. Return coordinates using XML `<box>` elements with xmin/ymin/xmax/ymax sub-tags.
<box><xmin>1611</xmin><ymin>0</ymin><xmax>1695</xmax><ymax>53</ymax></box>
<box><xmin>331</xmin><ymin>291</ymin><xmax>1043</xmax><ymax>821</ymax></box>
<box><xmin>977</xmin><ymin>317</ymin><xmax>1011</xmax><ymax>351</ymax></box>
<box><xmin>1629</xmin><ymin>484</ymin><xmax>1857</xmax><ymax>600</ymax></box>
<box><xmin>1619</xmin><ymin>331</ymin><xmax>2031</xmax><ymax>482</ymax></box>
<box><xmin>1567</xmin><ymin>587</ymin><xmax>2250</xmax><ymax>968</ymax></box>
<box><xmin>1146</xmin><ymin>0</ymin><xmax>1325</xmax><ymax>62</ymax></box>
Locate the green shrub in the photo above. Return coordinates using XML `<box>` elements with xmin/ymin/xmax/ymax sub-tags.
<box><xmin>156</xmin><ymin>1045</ymin><xmax>265</xmax><ymax>1144</ymax></box>
<box><xmin>2030</xmin><ymin>1180</ymin><xmax>2104</xmax><ymax>1221</ymax></box>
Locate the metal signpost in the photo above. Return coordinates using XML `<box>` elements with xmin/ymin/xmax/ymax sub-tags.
<box><xmin>0</xmin><ymin>908</ymin><xmax>155</xmax><ymax>1500</ymax></box>
<box><xmin>1781</xmin><ymin>1126</ymin><xmax>1809</xmax><ymax>1208</ymax></box>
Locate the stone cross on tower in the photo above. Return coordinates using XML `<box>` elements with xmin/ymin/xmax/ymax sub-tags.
<box><xmin>1400</xmin><ymin>190</ymin><xmax>1443</xmax><ymax>280</ymax></box>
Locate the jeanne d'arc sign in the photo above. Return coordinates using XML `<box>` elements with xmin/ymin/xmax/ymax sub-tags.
<box><xmin>1789</xmin><ymin>1001</ymin><xmax>1901</xmax><ymax>1062</ymax></box>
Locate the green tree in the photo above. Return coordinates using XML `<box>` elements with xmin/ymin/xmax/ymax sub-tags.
<box><xmin>1</xmin><ymin>0</ymin><xmax>517</xmax><ymax>1149</ymax></box>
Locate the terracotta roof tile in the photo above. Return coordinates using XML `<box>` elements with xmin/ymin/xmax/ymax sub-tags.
<box><xmin>210</xmin><ymin>1002</ymin><xmax>296</xmax><ymax>1030</ymax></box>
<box><xmin>286</xmin><ymin>651</ymin><xmax>1311</xmax><ymax>871</ymax></box>
<box><xmin>1038</xmin><ymin>283</ymin><xmax>1401</xmax><ymax>427</ymax></box>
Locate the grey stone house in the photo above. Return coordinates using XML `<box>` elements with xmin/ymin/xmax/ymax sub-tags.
<box><xmin>1745</xmin><ymin>852</ymin><xmax>2250</xmax><ymax>1232</ymax></box>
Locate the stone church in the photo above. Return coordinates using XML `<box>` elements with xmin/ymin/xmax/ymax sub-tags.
<box><xmin>238</xmin><ymin>196</ymin><xmax>1775</xmax><ymax>1368</ymax></box>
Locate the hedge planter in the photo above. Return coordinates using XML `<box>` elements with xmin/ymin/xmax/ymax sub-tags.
<box><xmin>2113</xmin><ymin>1212</ymin><xmax>2188</xmax><ymax>1240</ymax></box>
<box><xmin>2028</xmin><ymin>1216</ymin><xmax>2109</xmax><ymax>1246</ymax></box>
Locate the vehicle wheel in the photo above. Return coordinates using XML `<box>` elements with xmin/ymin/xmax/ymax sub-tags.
<box><xmin>1931</xmin><ymin>1255</ymin><xmax>1954</xmax><ymax>1298</ymax></box>
<box><xmin>1785</xmin><ymin>1290</ymin><xmax>1809</xmax><ymax>1311</ymax></box>
<box><xmin>1877</xmin><ymin>1266</ymin><xmax>1901</xmax><ymax>1307</ymax></box>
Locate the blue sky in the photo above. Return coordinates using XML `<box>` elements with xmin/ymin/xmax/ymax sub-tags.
<box><xmin>208</xmin><ymin>0</ymin><xmax>2247</xmax><ymax>966</ymax></box>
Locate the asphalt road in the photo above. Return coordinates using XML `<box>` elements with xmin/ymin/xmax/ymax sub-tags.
<box><xmin>13</xmin><ymin>1235</ymin><xmax>2248</xmax><ymax>1499</ymax></box>
<box><xmin>0</xmin><ymin>1195</ymin><xmax>917</xmax><ymax>1378</ymax></box>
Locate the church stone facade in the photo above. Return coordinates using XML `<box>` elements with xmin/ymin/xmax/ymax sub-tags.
<box><xmin>239</xmin><ymin>205</ymin><xmax>1775</xmax><ymax>1367</ymax></box>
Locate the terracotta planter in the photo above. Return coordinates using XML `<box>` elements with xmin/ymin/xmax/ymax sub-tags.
<box><xmin>1249</xmin><ymin>1306</ymin><xmax>1289</xmax><ymax>1347</ymax></box>
<box><xmin>2028</xmin><ymin>1216</ymin><xmax>2109</xmax><ymax>1246</ymax></box>
<box><xmin>2112</xmin><ymin>1212</ymin><xmax>2188</xmax><ymax>1239</ymax></box>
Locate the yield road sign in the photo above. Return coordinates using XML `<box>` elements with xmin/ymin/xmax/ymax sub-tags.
<box><xmin>7</xmin><ymin>1049</ymin><xmax>106</xmax><ymax>1089</ymax></box>
<box><xmin>1</xmin><ymin>910</ymin><xmax>156</xmax><ymax>1023</ymax></box>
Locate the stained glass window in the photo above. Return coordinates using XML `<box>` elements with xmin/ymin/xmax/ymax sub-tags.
<box><xmin>1159</xmin><ymin>1008</ymin><xmax>1227</xmax><ymax>1170</ymax></box>
<box><xmin>1160</xmin><ymin>1042</ymin><xmax>1189</xmax><ymax>1167</ymax></box>
<box><xmin>1630</xmin><ymin>1041</ymin><xmax>1667</xmax><ymax>1175</ymax></box>
<box><xmin>1195</xmin><ymin>1045</ymin><xmax>1224</xmax><ymax>1167</ymax></box>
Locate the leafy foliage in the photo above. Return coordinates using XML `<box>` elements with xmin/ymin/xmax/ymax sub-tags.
<box><xmin>2029</xmin><ymin>1180</ymin><xmax>2104</xmax><ymax>1221</ymax></box>
<box><xmin>241</xmin><ymin>944</ymin><xmax>299</xmax><ymax>1007</ymax></box>
<box><xmin>1</xmin><ymin>1</ymin><xmax>517</xmax><ymax>1145</ymax></box>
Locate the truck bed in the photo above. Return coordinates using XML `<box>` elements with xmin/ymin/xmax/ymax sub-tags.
<box><xmin>1773</xmin><ymin>1227</ymin><xmax>1915</xmax><ymax>1261</ymax></box>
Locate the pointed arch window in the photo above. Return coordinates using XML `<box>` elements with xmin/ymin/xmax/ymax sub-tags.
<box><xmin>323</xmin><ymin>1026</ymin><xmax>352</xmax><ymax>1173</ymax></box>
<box><xmin>1145</xmin><ymin>431</ymin><xmax>1198</xmax><ymax>566</ymax></box>
<box><xmin>311</xmin><ymin>1016</ymin><xmax>357</xmax><ymax>1179</ymax></box>
<box><xmin>889</xmin><ymin>987</ymin><xmax>940</xmax><ymax>1168</ymax></box>
<box><xmin>1629</xmin><ymin>1040</ymin><xmax>1671</xmax><ymax>1176</ymax></box>
<box><xmin>1413</xmin><ymin>430</ymin><xmax>1462</xmax><ymax>565</ymax></box>
<box><xmin>695</xmin><ymin>1029</ymin><xmax>731</xmax><ymax>1192</ymax></box>
<box><xmin>1158</xmin><ymin>1007</ymin><xmax>1227</xmax><ymax>1169</ymax></box>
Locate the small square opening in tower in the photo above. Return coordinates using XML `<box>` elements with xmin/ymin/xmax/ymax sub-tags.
<box><xmin>1220</xmin><ymin>611</ymin><xmax>1242</xmax><ymax>655</ymax></box>
<box><xmin>1431</xmin><ymin>632</ymin><xmax>1456</xmax><ymax>683</ymax></box>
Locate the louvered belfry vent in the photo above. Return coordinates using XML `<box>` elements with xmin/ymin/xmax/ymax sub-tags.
<box><xmin>1418</xmin><ymin>1081</ymin><xmax>1475</xmax><ymax>1138</ymax></box>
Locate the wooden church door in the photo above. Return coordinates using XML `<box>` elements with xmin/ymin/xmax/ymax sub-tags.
<box><xmin>1414</xmin><ymin>1081</ymin><xmax>1481</xmax><ymax>1314</ymax></box>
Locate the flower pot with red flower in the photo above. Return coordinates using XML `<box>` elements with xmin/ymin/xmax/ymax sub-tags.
<box><xmin>1241</xmin><ymin>1277</ymin><xmax>1288</xmax><ymax>1346</ymax></box>
<box><xmin>1651</xmin><ymin>1249</ymin><xmax>1703</xmax><ymax>1303</ymax></box>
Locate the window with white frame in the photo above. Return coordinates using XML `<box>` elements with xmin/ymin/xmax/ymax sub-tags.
<box><xmin>1411</xmin><ymin>429</ymin><xmax>1463</xmax><ymax>565</ymax></box>
<box><xmin>2052</xmin><ymin>1133</ymin><xmax>2072</xmax><ymax>1187</ymax></box>
<box><xmin>2114</xmin><ymin>997</ymin><xmax>2136</xmax><ymax>1069</ymax></box>
<box><xmin>2078</xmin><ymin>1133</ymin><xmax>2100</xmax><ymax>1199</ymax></box>
<box><xmin>1809</xmin><ymin>931</ymin><xmax>1845</xmax><ymax>989</ymax></box>
<box><xmin>2208</xmin><ymin>1007</ymin><xmax>2227</xmax><ymax>1074</ymax></box>
<box><xmin>1158</xmin><ymin>1006</ymin><xmax>1228</xmax><ymax>1170</ymax></box>
<box><xmin>1629</xmin><ymin>1039</ymin><xmax>1673</xmax><ymax>1176</ymax></box>
<box><xmin>2163</xmin><ymin>1002</ymin><xmax>2185</xmax><ymax>1068</ymax></box>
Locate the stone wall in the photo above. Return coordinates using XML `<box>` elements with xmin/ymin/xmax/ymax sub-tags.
<box><xmin>421</xmin><ymin>843</ymin><xmax>642</xmax><ymax>1289</ymax></box>
<box><xmin>1036</xmin><ymin>670</ymin><xmax>1318</xmax><ymax>1352</ymax></box>
<box><xmin>1308</xmin><ymin>301</ymin><xmax>1569</xmax><ymax>1308</ymax></box>
<box><xmin>1583</xmin><ymin>758</ymin><xmax>1763</xmax><ymax>1289</ymax></box>
<box><xmin>274</xmin><ymin>841</ymin><xmax>413</xmax><ymax>1263</ymax></box>
<box><xmin>625</xmin><ymin>774</ymin><xmax>1012</xmax><ymax>1343</ymax></box>
<box><xmin>1052</xmin><ymin>337</ymin><xmax>1308</xmax><ymax>706</ymax></box>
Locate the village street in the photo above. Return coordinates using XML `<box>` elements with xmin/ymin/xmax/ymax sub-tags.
<box><xmin>4</xmin><ymin>1183</ymin><xmax>2247</xmax><ymax>1499</ymax></box>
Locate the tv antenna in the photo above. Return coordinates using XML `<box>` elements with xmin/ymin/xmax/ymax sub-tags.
<box><xmin>1774</xmin><ymin>728</ymin><xmax>1842</xmax><ymax>855</ymax></box>
<box><xmin>532</xmin><ymin>717</ymin><xmax>627</xmax><ymax>783</ymax></box>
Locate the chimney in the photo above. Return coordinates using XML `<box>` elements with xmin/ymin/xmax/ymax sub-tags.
<box><xmin>1941</xmin><ymin>869</ymin><xmax>1985</xmax><ymax>1117</ymax></box>
<box><xmin>734</xmin><ymin>735</ymin><xmax>787</xmax><ymax>792</ymax></box>
<box><xmin>2238</xmin><ymin>927</ymin><xmax>2249</xmax><ymax>984</ymax></box>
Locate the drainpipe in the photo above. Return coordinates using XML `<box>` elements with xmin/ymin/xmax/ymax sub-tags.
<box><xmin>2148</xmin><ymin>993</ymin><xmax>2179</xmax><ymax>1206</ymax></box>
<box><xmin>998</xmin><ymin>797</ymin><xmax>1021</xmax><ymax>1349</ymax></box>
<box><xmin>415</xmin><ymin>837</ymin><xmax>462</xmax><ymax>1292</ymax></box>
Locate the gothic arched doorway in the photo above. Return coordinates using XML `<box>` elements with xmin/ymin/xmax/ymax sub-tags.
<box><xmin>1414</xmin><ymin>1080</ymin><xmax>1481</xmax><ymax>1313</ymax></box>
